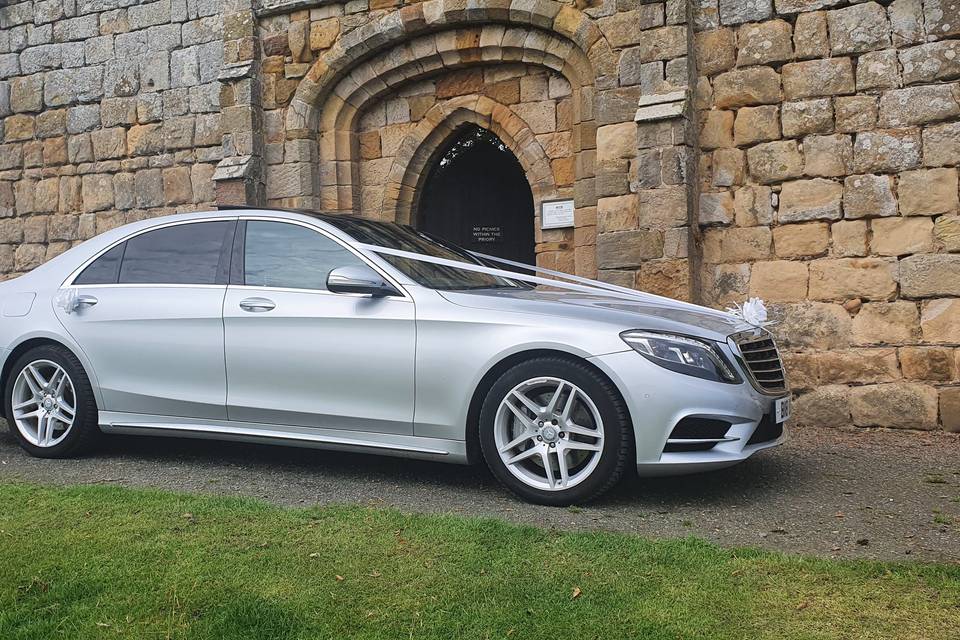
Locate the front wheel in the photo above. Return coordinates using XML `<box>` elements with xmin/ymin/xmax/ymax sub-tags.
<box><xmin>5</xmin><ymin>344</ymin><xmax>100</xmax><ymax>458</ymax></box>
<box><xmin>479</xmin><ymin>357</ymin><xmax>632</xmax><ymax>506</ymax></box>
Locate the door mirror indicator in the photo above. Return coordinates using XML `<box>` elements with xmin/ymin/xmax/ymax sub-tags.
<box><xmin>327</xmin><ymin>265</ymin><xmax>399</xmax><ymax>297</ymax></box>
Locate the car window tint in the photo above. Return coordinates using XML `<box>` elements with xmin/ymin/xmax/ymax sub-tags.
<box><xmin>118</xmin><ymin>222</ymin><xmax>232</xmax><ymax>285</ymax></box>
<box><xmin>244</xmin><ymin>221</ymin><xmax>366</xmax><ymax>290</ymax></box>
<box><xmin>74</xmin><ymin>243</ymin><xmax>125</xmax><ymax>285</ymax></box>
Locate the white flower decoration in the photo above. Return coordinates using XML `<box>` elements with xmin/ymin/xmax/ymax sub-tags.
<box><xmin>726</xmin><ymin>297</ymin><xmax>773</xmax><ymax>328</ymax></box>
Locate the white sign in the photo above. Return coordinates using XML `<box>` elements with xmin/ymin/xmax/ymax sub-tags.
<box><xmin>541</xmin><ymin>199</ymin><xmax>575</xmax><ymax>229</ymax></box>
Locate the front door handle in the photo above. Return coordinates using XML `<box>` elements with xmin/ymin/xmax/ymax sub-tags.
<box><xmin>75</xmin><ymin>295</ymin><xmax>98</xmax><ymax>309</ymax></box>
<box><xmin>239</xmin><ymin>297</ymin><xmax>276</xmax><ymax>313</ymax></box>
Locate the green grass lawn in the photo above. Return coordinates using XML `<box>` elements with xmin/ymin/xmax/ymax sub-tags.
<box><xmin>0</xmin><ymin>483</ymin><xmax>958</xmax><ymax>639</ymax></box>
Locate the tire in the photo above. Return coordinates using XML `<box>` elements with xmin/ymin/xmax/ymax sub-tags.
<box><xmin>4</xmin><ymin>344</ymin><xmax>100</xmax><ymax>458</ymax></box>
<box><xmin>479</xmin><ymin>356</ymin><xmax>632</xmax><ymax>506</ymax></box>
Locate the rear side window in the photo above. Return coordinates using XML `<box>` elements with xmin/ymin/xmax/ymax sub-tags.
<box><xmin>74</xmin><ymin>243</ymin><xmax>125</xmax><ymax>285</ymax></box>
<box><xmin>118</xmin><ymin>221</ymin><xmax>233</xmax><ymax>285</ymax></box>
<box><xmin>243</xmin><ymin>221</ymin><xmax>367</xmax><ymax>291</ymax></box>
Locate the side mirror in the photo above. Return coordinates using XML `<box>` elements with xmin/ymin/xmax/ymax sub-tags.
<box><xmin>327</xmin><ymin>265</ymin><xmax>399</xmax><ymax>297</ymax></box>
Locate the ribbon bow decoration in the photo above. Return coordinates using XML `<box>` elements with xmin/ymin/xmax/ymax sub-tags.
<box><xmin>725</xmin><ymin>297</ymin><xmax>774</xmax><ymax>328</ymax></box>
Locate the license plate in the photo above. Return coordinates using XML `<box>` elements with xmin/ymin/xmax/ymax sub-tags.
<box><xmin>774</xmin><ymin>396</ymin><xmax>791</xmax><ymax>423</ymax></box>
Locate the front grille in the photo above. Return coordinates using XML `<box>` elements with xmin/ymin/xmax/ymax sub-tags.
<box><xmin>731</xmin><ymin>331</ymin><xmax>787</xmax><ymax>395</ymax></box>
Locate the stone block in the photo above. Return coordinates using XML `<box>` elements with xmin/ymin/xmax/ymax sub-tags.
<box><xmin>778</xmin><ymin>178</ymin><xmax>843</xmax><ymax>222</ymax></box>
<box><xmin>852</xmin><ymin>300</ymin><xmax>919</xmax><ymax>344</ymax></box>
<box><xmin>15</xmin><ymin>244</ymin><xmax>46</xmax><ymax>272</ymax></box>
<box><xmin>853</xmin><ymin>129</ymin><xmax>922</xmax><ymax>173</ymax></box>
<box><xmin>849</xmin><ymin>383</ymin><xmax>938</xmax><ymax>429</ymax></box>
<box><xmin>34</xmin><ymin>178</ymin><xmax>59</xmax><ymax>213</ymax></box>
<box><xmin>773</xmin><ymin>221</ymin><xmax>829</xmax><ymax>257</ymax></box>
<box><xmin>794</xmin><ymin>10</ymin><xmax>829</xmax><ymax>59</ymax></box>
<box><xmin>163</xmin><ymin>166</ymin><xmax>193</xmax><ymax>205</ymax></box>
<box><xmin>872</xmin><ymin>217</ymin><xmax>934</xmax><ymax>256</ymax></box>
<box><xmin>694</xmin><ymin>28</ymin><xmax>735</xmax><ymax>76</ymax></box>
<box><xmin>720</xmin><ymin>226</ymin><xmax>771</xmax><ymax>262</ymax></box>
<box><xmin>637</xmin><ymin>259</ymin><xmax>691</xmax><ymax>300</ymax></box>
<box><xmin>10</xmin><ymin>74</ymin><xmax>42</xmax><ymax>113</ymax></box>
<box><xmin>827</xmin><ymin>2</ymin><xmax>891</xmax><ymax>54</ymax></box>
<box><xmin>900</xmin><ymin>347</ymin><xmax>956</xmax><ymax>381</ymax></box>
<box><xmin>135</xmin><ymin>169</ymin><xmax>164</xmax><ymax>208</ymax></box>
<box><xmin>81</xmin><ymin>174</ymin><xmax>114</xmax><ymax>212</ymax></box>
<box><xmin>513</xmin><ymin>100</ymin><xmax>555</xmax><ymax>135</ymax></box>
<box><xmin>746</xmin><ymin>140</ymin><xmax>804</xmax><ymax>184</ymax></box>
<box><xmin>736</xmin><ymin>19</ymin><xmax>793</xmax><ymax>66</ymax></box>
<box><xmin>901</xmin><ymin>254</ymin><xmax>960</xmax><ymax>297</ymax></box>
<box><xmin>808</xmin><ymin>257</ymin><xmax>898</xmax><ymax>301</ymax></box>
<box><xmin>113</xmin><ymin>173</ymin><xmax>135</xmax><ymax>210</ymax></box>
<box><xmin>781</xmin><ymin>99</ymin><xmax>833</xmax><ymax>138</ymax></box>
<box><xmin>792</xmin><ymin>385</ymin><xmax>851</xmax><ymax>428</ymax></box>
<box><xmin>637</xmin><ymin>25</ymin><xmax>687</xmax><ymax>63</ymax></box>
<box><xmin>310</xmin><ymin>18</ymin><xmax>340</xmax><ymax>51</ymax></box>
<box><xmin>4</xmin><ymin>114</ymin><xmax>34</xmax><ymax>141</ymax></box>
<box><xmin>935</xmin><ymin>215</ymin><xmax>960</xmax><ymax>251</ymax></box>
<box><xmin>734</xmin><ymin>106</ymin><xmax>779</xmax><ymax>146</ymax></box>
<box><xmin>718</xmin><ymin>0</ymin><xmax>772</xmax><ymax>25</ymax></box>
<box><xmin>803</xmin><ymin>134</ymin><xmax>851</xmax><ymax>177</ymax></box>
<box><xmin>879</xmin><ymin>85</ymin><xmax>960</xmax><ymax>128</ymax></box>
<box><xmin>596</xmin><ymin>230</ymin><xmax>664</xmax><ymax>268</ymax></box>
<box><xmin>597</xmin><ymin>194</ymin><xmax>637</xmax><ymax>233</ymax></box>
<box><xmin>921</xmin><ymin>298</ymin><xmax>960</xmax><ymax>343</ymax></box>
<box><xmin>127</xmin><ymin>123</ymin><xmax>163</xmax><ymax>156</ymax></box>
<box><xmin>889</xmin><ymin>0</ymin><xmax>925</xmax><ymax>47</ymax></box>
<box><xmin>596</xmin><ymin>122</ymin><xmax>636</xmax><ymax>161</ymax></box>
<box><xmin>192</xmin><ymin>163</ymin><xmax>215</xmax><ymax>203</ymax></box>
<box><xmin>58</xmin><ymin>176</ymin><xmax>82</xmax><ymax>214</ymax></box>
<box><xmin>699</xmin><ymin>191</ymin><xmax>735</xmax><ymax>225</ymax></box>
<box><xmin>856</xmin><ymin>49</ymin><xmax>901</xmax><ymax>90</ymax></box>
<box><xmin>782</xmin><ymin>58</ymin><xmax>854</xmax><ymax>100</ymax></box>
<box><xmin>898</xmin><ymin>168</ymin><xmax>959</xmax><ymax>216</ymax></box>
<box><xmin>899</xmin><ymin>40</ymin><xmax>960</xmax><ymax>85</ymax></box>
<box><xmin>773</xmin><ymin>301</ymin><xmax>852</xmax><ymax>350</ymax></box>
<box><xmin>922</xmin><ymin>121</ymin><xmax>960</xmax><ymax>167</ymax></box>
<box><xmin>66</xmin><ymin>104</ymin><xmax>100</xmax><ymax>134</ymax></box>
<box><xmin>835</xmin><ymin>96</ymin><xmax>878</xmax><ymax>133</ymax></box>
<box><xmin>699</xmin><ymin>110</ymin><xmax>734</xmax><ymax>150</ymax></box>
<box><xmin>818</xmin><ymin>348</ymin><xmax>900</xmax><ymax>384</ymax></box>
<box><xmin>734</xmin><ymin>185</ymin><xmax>774</xmax><ymax>226</ymax></box>
<box><xmin>90</xmin><ymin>127</ymin><xmax>126</xmax><ymax>160</ymax></box>
<box><xmin>923</xmin><ymin>0</ymin><xmax>960</xmax><ymax>38</ymax></box>
<box><xmin>941</xmin><ymin>388</ymin><xmax>960</xmax><ymax>432</ymax></box>
<box><xmin>170</xmin><ymin>46</ymin><xmax>201</xmax><ymax>88</ymax></box>
<box><xmin>841</xmin><ymin>174</ymin><xmax>897</xmax><ymax>219</ymax></box>
<box><xmin>44</xmin><ymin>67</ymin><xmax>103</xmax><ymax>107</ymax></box>
<box><xmin>639</xmin><ymin>186</ymin><xmax>689</xmax><ymax>229</ymax></box>
<box><xmin>749</xmin><ymin>259</ymin><xmax>809</xmax><ymax>302</ymax></box>
<box><xmin>713</xmin><ymin>67</ymin><xmax>780</xmax><ymax>108</ymax></box>
<box><xmin>712</xmin><ymin>148</ymin><xmax>745</xmax><ymax>187</ymax></box>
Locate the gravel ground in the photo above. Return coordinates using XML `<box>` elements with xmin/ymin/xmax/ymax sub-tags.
<box><xmin>1</xmin><ymin>422</ymin><xmax>958</xmax><ymax>563</ymax></box>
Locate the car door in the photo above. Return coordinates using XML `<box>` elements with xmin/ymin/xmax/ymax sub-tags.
<box><xmin>55</xmin><ymin>219</ymin><xmax>236</xmax><ymax>420</ymax></box>
<box><xmin>222</xmin><ymin>219</ymin><xmax>416</xmax><ymax>435</ymax></box>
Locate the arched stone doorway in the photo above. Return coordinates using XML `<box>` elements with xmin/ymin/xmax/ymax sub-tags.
<box><xmin>416</xmin><ymin>124</ymin><xmax>535</xmax><ymax>265</ymax></box>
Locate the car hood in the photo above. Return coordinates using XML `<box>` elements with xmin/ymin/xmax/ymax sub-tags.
<box><xmin>437</xmin><ymin>287</ymin><xmax>747</xmax><ymax>342</ymax></box>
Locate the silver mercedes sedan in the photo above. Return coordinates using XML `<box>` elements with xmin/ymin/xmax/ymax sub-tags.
<box><xmin>0</xmin><ymin>208</ymin><xmax>788</xmax><ymax>505</ymax></box>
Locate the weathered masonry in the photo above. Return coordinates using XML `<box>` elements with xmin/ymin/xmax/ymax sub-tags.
<box><xmin>1</xmin><ymin>0</ymin><xmax>959</xmax><ymax>431</ymax></box>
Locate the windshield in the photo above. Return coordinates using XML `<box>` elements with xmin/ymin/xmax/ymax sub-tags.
<box><xmin>320</xmin><ymin>216</ymin><xmax>530</xmax><ymax>291</ymax></box>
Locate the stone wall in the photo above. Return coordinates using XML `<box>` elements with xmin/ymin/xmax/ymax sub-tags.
<box><xmin>1</xmin><ymin>0</ymin><xmax>959</xmax><ymax>433</ymax></box>
<box><xmin>0</xmin><ymin>0</ymin><xmax>223</xmax><ymax>276</ymax></box>
<box><xmin>693</xmin><ymin>0</ymin><xmax>960</xmax><ymax>431</ymax></box>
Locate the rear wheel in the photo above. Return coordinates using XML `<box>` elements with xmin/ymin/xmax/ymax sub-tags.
<box><xmin>5</xmin><ymin>344</ymin><xmax>100</xmax><ymax>458</ymax></box>
<box><xmin>479</xmin><ymin>357</ymin><xmax>631</xmax><ymax>506</ymax></box>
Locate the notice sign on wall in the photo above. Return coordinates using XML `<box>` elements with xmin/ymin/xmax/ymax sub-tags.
<box><xmin>472</xmin><ymin>226</ymin><xmax>503</xmax><ymax>243</ymax></box>
<box><xmin>541</xmin><ymin>199</ymin><xmax>575</xmax><ymax>229</ymax></box>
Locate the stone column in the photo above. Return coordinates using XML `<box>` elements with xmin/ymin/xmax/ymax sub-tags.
<box><xmin>212</xmin><ymin>0</ymin><xmax>265</xmax><ymax>206</ymax></box>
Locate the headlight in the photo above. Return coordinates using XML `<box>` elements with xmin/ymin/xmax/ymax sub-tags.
<box><xmin>620</xmin><ymin>330</ymin><xmax>740</xmax><ymax>383</ymax></box>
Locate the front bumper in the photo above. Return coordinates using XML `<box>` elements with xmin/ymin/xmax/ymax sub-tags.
<box><xmin>588</xmin><ymin>350</ymin><xmax>786</xmax><ymax>477</ymax></box>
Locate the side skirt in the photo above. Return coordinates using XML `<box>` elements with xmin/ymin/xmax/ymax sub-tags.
<box><xmin>98</xmin><ymin>412</ymin><xmax>469</xmax><ymax>464</ymax></box>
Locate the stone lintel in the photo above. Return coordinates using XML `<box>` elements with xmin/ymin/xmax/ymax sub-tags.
<box><xmin>635</xmin><ymin>90</ymin><xmax>689</xmax><ymax>123</ymax></box>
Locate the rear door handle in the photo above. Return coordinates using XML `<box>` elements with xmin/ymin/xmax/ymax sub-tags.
<box><xmin>239</xmin><ymin>297</ymin><xmax>276</xmax><ymax>313</ymax></box>
<box><xmin>75</xmin><ymin>295</ymin><xmax>98</xmax><ymax>309</ymax></box>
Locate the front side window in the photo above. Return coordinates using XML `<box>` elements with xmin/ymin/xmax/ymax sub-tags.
<box><xmin>243</xmin><ymin>221</ymin><xmax>367</xmax><ymax>291</ymax></box>
<box><xmin>323</xmin><ymin>217</ymin><xmax>528</xmax><ymax>291</ymax></box>
<box><xmin>118</xmin><ymin>221</ymin><xmax>233</xmax><ymax>285</ymax></box>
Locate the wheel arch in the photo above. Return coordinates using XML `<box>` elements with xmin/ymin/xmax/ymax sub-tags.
<box><xmin>1</xmin><ymin>336</ymin><xmax>95</xmax><ymax>421</ymax></box>
<box><xmin>464</xmin><ymin>348</ymin><xmax>634</xmax><ymax>465</ymax></box>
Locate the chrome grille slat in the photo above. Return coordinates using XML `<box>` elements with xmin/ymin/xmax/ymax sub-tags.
<box><xmin>730</xmin><ymin>330</ymin><xmax>787</xmax><ymax>395</ymax></box>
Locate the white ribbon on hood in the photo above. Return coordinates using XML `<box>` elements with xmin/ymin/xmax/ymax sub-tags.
<box><xmin>357</xmin><ymin>243</ymin><xmax>739</xmax><ymax>321</ymax></box>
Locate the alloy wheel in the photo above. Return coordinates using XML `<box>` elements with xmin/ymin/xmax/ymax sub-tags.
<box><xmin>11</xmin><ymin>359</ymin><xmax>77</xmax><ymax>448</ymax></box>
<box><xmin>494</xmin><ymin>376</ymin><xmax>604</xmax><ymax>491</ymax></box>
